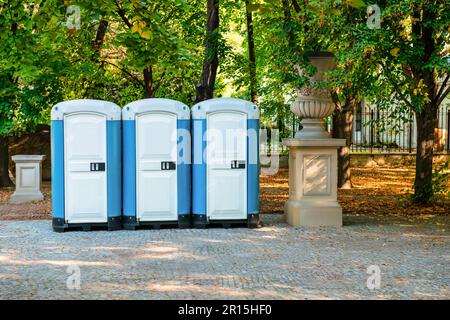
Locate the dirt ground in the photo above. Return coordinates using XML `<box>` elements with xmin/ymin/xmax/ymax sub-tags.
<box><xmin>260</xmin><ymin>166</ymin><xmax>449</xmax><ymax>216</ymax></box>
<box><xmin>0</xmin><ymin>182</ymin><xmax>51</xmax><ymax>220</ymax></box>
<box><xmin>0</xmin><ymin>166</ymin><xmax>448</xmax><ymax>220</ymax></box>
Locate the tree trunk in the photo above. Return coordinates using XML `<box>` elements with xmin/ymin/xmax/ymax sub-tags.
<box><xmin>143</xmin><ymin>65</ymin><xmax>154</xmax><ymax>98</ymax></box>
<box><xmin>245</xmin><ymin>0</ymin><xmax>257</xmax><ymax>103</ymax></box>
<box><xmin>86</xmin><ymin>19</ymin><xmax>109</xmax><ymax>97</ymax></box>
<box><xmin>332</xmin><ymin>97</ymin><xmax>356</xmax><ymax>189</ymax></box>
<box><xmin>413</xmin><ymin>105</ymin><xmax>438</xmax><ymax>203</ymax></box>
<box><xmin>277</xmin><ymin>110</ymin><xmax>285</xmax><ymax>138</ymax></box>
<box><xmin>409</xmin><ymin>4</ymin><xmax>439</xmax><ymax>203</ymax></box>
<box><xmin>93</xmin><ymin>19</ymin><xmax>109</xmax><ymax>58</ymax></box>
<box><xmin>0</xmin><ymin>136</ymin><xmax>13</xmax><ymax>188</ymax></box>
<box><xmin>195</xmin><ymin>0</ymin><xmax>219</xmax><ymax>103</ymax></box>
<box><xmin>281</xmin><ymin>0</ymin><xmax>297</xmax><ymax>52</ymax></box>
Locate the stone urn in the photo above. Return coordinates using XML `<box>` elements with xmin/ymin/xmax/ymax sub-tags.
<box><xmin>291</xmin><ymin>52</ymin><xmax>336</xmax><ymax>139</ymax></box>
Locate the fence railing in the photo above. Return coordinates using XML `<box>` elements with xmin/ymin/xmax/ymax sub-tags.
<box><xmin>261</xmin><ymin>108</ymin><xmax>450</xmax><ymax>155</ymax></box>
<box><xmin>349</xmin><ymin>108</ymin><xmax>449</xmax><ymax>154</ymax></box>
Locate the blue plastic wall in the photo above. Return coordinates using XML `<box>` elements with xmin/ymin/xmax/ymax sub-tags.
<box><xmin>177</xmin><ymin>119</ymin><xmax>191</xmax><ymax>216</ymax></box>
<box><xmin>122</xmin><ymin>120</ymin><xmax>136</xmax><ymax>217</ymax></box>
<box><xmin>51</xmin><ymin>120</ymin><xmax>64</xmax><ymax>219</ymax></box>
<box><xmin>247</xmin><ymin>119</ymin><xmax>260</xmax><ymax>215</ymax></box>
<box><xmin>192</xmin><ymin>119</ymin><xmax>207</xmax><ymax>216</ymax></box>
<box><xmin>107</xmin><ymin>120</ymin><xmax>122</xmax><ymax>218</ymax></box>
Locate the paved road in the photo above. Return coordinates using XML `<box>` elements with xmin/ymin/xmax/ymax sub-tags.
<box><xmin>0</xmin><ymin>214</ymin><xmax>449</xmax><ymax>299</ymax></box>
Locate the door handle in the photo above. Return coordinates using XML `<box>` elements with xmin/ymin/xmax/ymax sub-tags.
<box><xmin>90</xmin><ymin>162</ymin><xmax>105</xmax><ymax>171</ymax></box>
<box><xmin>231</xmin><ymin>160</ymin><xmax>246</xmax><ymax>169</ymax></box>
<box><xmin>161</xmin><ymin>161</ymin><xmax>176</xmax><ymax>170</ymax></box>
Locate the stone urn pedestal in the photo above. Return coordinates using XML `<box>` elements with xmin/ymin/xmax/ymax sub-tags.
<box><xmin>283</xmin><ymin>53</ymin><xmax>345</xmax><ymax>227</ymax></box>
<box><xmin>283</xmin><ymin>139</ymin><xmax>345</xmax><ymax>226</ymax></box>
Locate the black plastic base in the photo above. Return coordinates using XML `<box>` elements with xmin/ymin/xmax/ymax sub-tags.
<box><xmin>193</xmin><ymin>213</ymin><xmax>260</xmax><ymax>229</ymax></box>
<box><xmin>53</xmin><ymin>213</ymin><xmax>259</xmax><ymax>231</ymax></box>
<box><xmin>52</xmin><ymin>218</ymin><xmax>66</xmax><ymax>233</ymax></box>
<box><xmin>208</xmin><ymin>219</ymin><xmax>248</xmax><ymax>228</ymax></box>
<box><xmin>123</xmin><ymin>215</ymin><xmax>190</xmax><ymax>230</ymax></box>
<box><xmin>52</xmin><ymin>216</ymin><xmax>122</xmax><ymax>232</ymax></box>
<box><xmin>122</xmin><ymin>216</ymin><xmax>138</xmax><ymax>230</ymax></box>
<box><xmin>192</xmin><ymin>214</ymin><xmax>207</xmax><ymax>229</ymax></box>
<box><xmin>178</xmin><ymin>214</ymin><xmax>191</xmax><ymax>229</ymax></box>
<box><xmin>247</xmin><ymin>213</ymin><xmax>260</xmax><ymax>228</ymax></box>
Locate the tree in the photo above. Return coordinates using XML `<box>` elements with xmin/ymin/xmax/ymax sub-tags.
<box><xmin>0</xmin><ymin>2</ymin><xmax>27</xmax><ymax>187</ymax></box>
<box><xmin>248</xmin><ymin>0</ymin><xmax>302</xmax><ymax>137</ymax></box>
<box><xmin>0</xmin><ymin>133</ymin><xmax>11</xmax><ymax>187</ymax></box>
<box><xmin>331</xmin><ymin>92</ymin><xmax>359</xmax><ymax>189</ymax></box>
<box><xmin>1</xmin><ymin>0</ymin><xmax>210</xmax><ymax>189</ymax></box>
<box><xmin>245</xmin><ymin>0</ymin><xmax>257</xmax><ymax>103</ymax></box>
<box><xmin>0</xmin><ymin>1</ymin><xmax>63</xmax><ymax>187</ymax></box>
<box><xmin>196</xmin><ymin>0</ymin><xmax>220</xmax><ymax>102</ymax></box>
<box><xmin>352</xmin><ymin>0</ymin><xmax>450</xmax><ymax>202</ymax></box>
<box><xmin>322</xmin><ymin>1</ymin><xmax>372</xmax><ymax>189</ymax></box>
<box><xmin>113</xmin><ymin>0</ymin><xmax>195</xmax><ymax>99</ymax></box>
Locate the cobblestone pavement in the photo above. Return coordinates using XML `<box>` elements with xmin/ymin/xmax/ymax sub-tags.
<box><xmin>0</xmin><ymin>214</ymin><xmax>449</xmax><ymax>300</ymax></box>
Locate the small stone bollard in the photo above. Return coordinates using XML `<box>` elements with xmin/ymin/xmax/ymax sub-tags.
<box><xmin>10</xmin><ymin>155</ymin><xmax>46</xmax><ymax>204</ymax></box>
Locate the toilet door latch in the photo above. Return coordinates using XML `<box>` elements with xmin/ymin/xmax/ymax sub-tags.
<box><xmin>161</xmin><ymin>161</ymin><xmax>176</xmax><ymax>170</ymax></box>
<box><xmin>90</xmin><ymin>162</ymin><xmax>105</xmax><ymax>171</ymax></box>
<box><xmin>231</xmin><ymin>160</ymin><xmax>246</xmax><ymax>169</ymax></box>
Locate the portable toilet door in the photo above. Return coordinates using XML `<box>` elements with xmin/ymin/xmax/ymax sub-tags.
<box><xmin>51</xmin><ymin>99</ymin><xmax>122</xmax><ymax>232</ymax></box>
<box><xmin>122</xmin><ymin>98</ymin><xmax>191</xmax><ymax>229</ymax></box>
<box><xmin>191</xmin><ymin>98</ymin><xmax>260</xmax><ymax>228</ymax></box>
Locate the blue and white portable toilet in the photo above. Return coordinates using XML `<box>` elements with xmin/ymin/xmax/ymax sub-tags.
<box><xmin>191</xmin><ymin>98</ymin><xmax>260</xmax><ymax>228</ymax></box>
<box><xmin>51</xmin><ymin>99</ymin><xmax>122</xmax><ymax>232</ymax></box>
<box><xmin>122</xmin><ymin>99</ymin><xmax>191</xmax><ymax>229</ymax></box>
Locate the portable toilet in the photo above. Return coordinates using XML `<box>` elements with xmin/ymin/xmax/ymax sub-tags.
<box><xmin>122</xmin><ymin>98</ymin><xmax>191</xmax><ymax>229</ymax></box>
<box><xmin>191</xmin><ymin>98</ymin><xmax>260</xmax><ymax>228</ymax></box>
<box><xmin>51</xmin><ymin>99</ymin><xmax>122</xmax><ymax>232</ymax></box>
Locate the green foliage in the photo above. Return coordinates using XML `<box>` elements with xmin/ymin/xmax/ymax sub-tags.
<box><xmin>431</xmin><ymin>161</ymin><xmax>450</xmax><ymax>201</ymax></box>
<box><xmin>0</xmin><ymin>0</ymin><xmax>207</xmax><ymax>135</ymax></box>
<box><xmin>0</xmin><ymin>1</ymin><xmax>64</xmax><ymax>136</ymax></box>
<box><xmin>408</xmin><ymin>161</ymin><xmax>450</xmax><ymax>204</ymax></box>
<box><xmin>349</xmin><ymin>0</ymin><xmax>450</xmax><ymax>112</ymax></box>
<box><xmin>0</xmin><ymin>0</ymin><xmax>448</xmax><ymax>142</ymax></box>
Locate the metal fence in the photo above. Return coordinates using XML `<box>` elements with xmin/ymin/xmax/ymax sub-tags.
<box><xmin>261</xmin><ymin>108</ymin><xmax>450</xmax><ymax>155</ymax></box>
<box><xmin>349</xmin><ymin>107</ymin><xmax>450</xmax><ymax>154</ymax></box>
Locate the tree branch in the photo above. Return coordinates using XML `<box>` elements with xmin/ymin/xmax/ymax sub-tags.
<box><xmin>291</xmin><ymin>0</ymin><xmax>301</xmax><ymax>13</ymax></box>
<box><xmin>331</xmin><ymin>90</ymin><xmax>342</xmax><ymax>111</ymax></box>
<box><xmin>114</xmin><ymin>1</ymin><xmax>132</xmax><ymax>29</ymax></box>
<box><xmin>380</xmin><ymin>61</ymin><xmax>416</xmax><ymax>110</ymax></box>
<box><xmin>153</xmin><ymin>71</ymin><xmax>166</xmax><ymax>95</ymax></box>
<box><xmin>434</xmin><ymin>73</ymin><xmax>450</xmax><ymax>105</ymax></box>
<box><xmin>93</xmin><ymin>19</ymin><xmax>109</xmax><ymax>57</ymax></box>
<box><xmin>436</xmin><ymin>82</ymin><xmax>450</xmax><ymax>107</ymax></box>
<box><xmin>101</xmin><ymin>60</ymin><xmax>143</xmax><ymax>88</ymax></box>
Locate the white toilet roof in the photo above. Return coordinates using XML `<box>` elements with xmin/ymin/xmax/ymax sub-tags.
<box><xmin>122</xmin><ymin>98</ymin><xmax>190</xmax><ymax>120</ymax></box>
<box><xmin>191</xmin><ymin>98</ymin><xmax>259</xmax><ymax>119</ymax></box>
<box><xmin>51</xmin><ymin>99</ymin><xmax>121</xmax><ymax>120</ymax></box>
